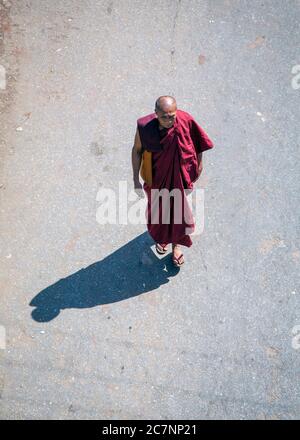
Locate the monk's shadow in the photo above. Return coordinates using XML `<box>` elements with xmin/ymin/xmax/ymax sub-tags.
<box><xmin>30</xmin><ymin>232</ymin><xmax>179</xmax><ymax>322</ymax></box>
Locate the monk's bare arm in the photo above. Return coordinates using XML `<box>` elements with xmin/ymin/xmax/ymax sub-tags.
<box><xmin>197</xmin><ymin>152</ymin><xmax>203</xmax><ymax>175</ymax></box>
<box><xmin>131</xmin><ymin>128</ymin><xmax>143</xmax><ymax>189</ymax></box>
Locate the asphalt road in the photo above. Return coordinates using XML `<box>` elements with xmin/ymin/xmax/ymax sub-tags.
<box><xmin>0</xmin><ymin>0</ymin><xmax>299</xmax><ymax>419</ymax></box>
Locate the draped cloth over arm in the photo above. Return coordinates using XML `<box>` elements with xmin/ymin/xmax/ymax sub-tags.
<box><xmin>189</xmin><ymin>117</ymin><xmax>214</xmax><ymax>154</ymax></box>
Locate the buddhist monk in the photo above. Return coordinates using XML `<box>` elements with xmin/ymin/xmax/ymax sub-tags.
<box><xmin>131</xmin><ymin>96</ymin><xmax>214</xmax><ymax>267</ymax></box>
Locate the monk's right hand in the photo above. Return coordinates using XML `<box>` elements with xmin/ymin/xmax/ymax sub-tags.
<box><xmin>133</xmin><ymin>180</ymin><xmax>144</xmax><ymax>198</ymax></box>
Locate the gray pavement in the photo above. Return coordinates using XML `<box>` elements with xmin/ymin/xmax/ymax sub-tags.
<box><xmin>0</xmin><ymin>0</ymin><xmax>299</xmax><ymax>420</ymax></box>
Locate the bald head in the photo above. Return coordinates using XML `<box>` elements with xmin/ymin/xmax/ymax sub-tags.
<box><xmin>155</xmin><ymin>95</ymin><xmax>177</xmax><ymax>113</ymax></box>
<box><xmin>154</xmin><ymin>95</ymin><xmax>177</xmax><ymax>129</ymax></box>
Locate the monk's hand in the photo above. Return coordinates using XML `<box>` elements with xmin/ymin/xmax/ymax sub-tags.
<box><xmin>133</xmin><ymin>180</ymin><xmax>144</xmax><ymax>198</ymax></box>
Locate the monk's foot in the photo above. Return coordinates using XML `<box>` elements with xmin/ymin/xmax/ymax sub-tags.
<box><xmin>172</xmin><ymin>244</ymin><xmax>184</xmax><ymax>266</ymax></box>
<box><xmin>156</xmin><ymin>243</ymin><xmax>169</xmax><ymax>254</ymax></box>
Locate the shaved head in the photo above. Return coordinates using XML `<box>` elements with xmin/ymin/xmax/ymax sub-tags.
<box><xmin>154</xmin><ymin>96</ymin><xmax>177</xmax><ymax>129</ymax></box>
<box><xmin>155</xmin><ymin>95</ymin><xmax>177</xmax><ymax>113</ymax></box>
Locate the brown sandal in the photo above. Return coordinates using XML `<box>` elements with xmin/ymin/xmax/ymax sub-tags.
<box><xmin>172</xmin><ymin>253</ymin><xmax>184</xmax><ymax>266</ymax></box>
<box><xmin>156</xmin><ymin>243</ymin><xmax>168</xmax><ymax>254</ymax></box>
<box><xmin>172</xmin><ymin>244</ymin><xmax>184</xmax><ymax>266</ymax></box>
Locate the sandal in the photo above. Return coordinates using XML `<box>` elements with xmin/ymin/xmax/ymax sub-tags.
<box><xmin>172</xmin><ymin>245</ymin><xmax>184</xmax><ymax>266</ymax></box>
<box><xmin>172</xmin><ymin>253</ymin><xmax>185</xmax><ymax>267</ymax></box>
<box><xmin>155</xmin><ymin>243</ymin><xmax>168</xmax><ymax>254</ymax></box>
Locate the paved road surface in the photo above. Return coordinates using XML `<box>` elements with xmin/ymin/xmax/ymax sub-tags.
<box><xmin>0</xmin><ymin>0</ymin><xmax>299</xmax><ymax>419</ymax></box>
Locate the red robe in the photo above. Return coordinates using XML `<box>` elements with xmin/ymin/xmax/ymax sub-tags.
<box><xmin>137</xmin><ymin>109</ymin><xmax>214</xmax><ymax>247</ymax></box>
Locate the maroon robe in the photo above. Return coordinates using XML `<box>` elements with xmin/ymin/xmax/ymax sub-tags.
<box><xmin>137</xmin><ymin>109</ymin><xmax>214</xmax><ymax>247</ymax></box>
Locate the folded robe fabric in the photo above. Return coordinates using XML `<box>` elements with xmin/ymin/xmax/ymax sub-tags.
<box><xmin>136</xmin><ymin>109</ymin><xmax>214</xmax><ymax>247</ymax></box>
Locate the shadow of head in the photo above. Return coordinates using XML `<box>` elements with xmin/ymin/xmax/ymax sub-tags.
<box><xmin>30</xmin><ymin>232</ymin><xmax>180</xmax><ymax>322</ymax></box>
